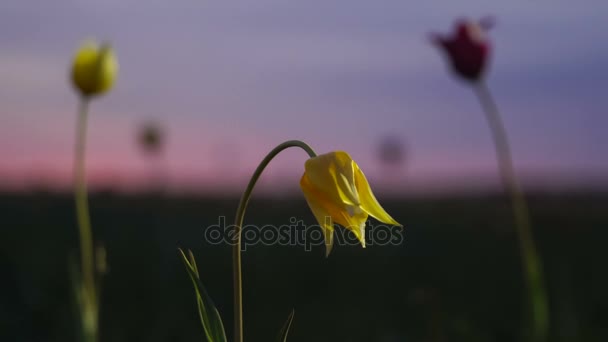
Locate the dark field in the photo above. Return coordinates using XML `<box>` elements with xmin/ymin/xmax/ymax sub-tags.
<box><xmin>1</xmin><ymin>192</ymin><xmax>607</xmax><ymax>342</ymax></box>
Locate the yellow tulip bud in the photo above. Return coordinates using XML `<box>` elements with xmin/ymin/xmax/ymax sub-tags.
<box><xmin>71</xmin><ymin>40</ymin><xmax>118</xmax><ymax>97</ymax></box>
<box><xmin>300</xmin><ymin>151</ymin><xmax>401</xmax><ymax>256</ymax></box>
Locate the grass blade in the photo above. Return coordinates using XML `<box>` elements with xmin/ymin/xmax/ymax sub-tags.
<box><xmin>277</xmin><ymin>309</ymin><xmax>295</xmax><ymax>342</ymax></box>
<box><xmin>178</xmin><ymin>248</ymin><xmax>227</xmax><ymax>342</ymax></box>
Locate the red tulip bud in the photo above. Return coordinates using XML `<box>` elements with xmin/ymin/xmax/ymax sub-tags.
<box><xmin>432</xmin><ymin>18</ymin><xmax>493</xmax><ymax>82</ymax></box>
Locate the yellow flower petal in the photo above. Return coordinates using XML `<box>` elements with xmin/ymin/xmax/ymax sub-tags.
<box><xmin>323</xmin><ymin>225</ymin><xmax>334</xmax><ymax>257</ymax></box>
<box><xmin>71</xmin><ymin>40</ymin><xmax>118</xmax><ymax>97</ymax></box>
<box><xmin>346</xmin><ymin>218</ymin><xmax>367</xmax><ymax>248</ymax></box>
<box><xmin>332</xmin><ymin>151</ymin><xmax>361</xmax><ymax>206</ymax></box>
<box><xmin>300</xmin><ymin>174</ymin><xmax>336</xmax><ymax>255</ymax></box>
<box><xmin>304</xmin><ymin>151</ymin><xmax>360</xmax><ymax>206</ymax></box>
<box><xmin>301</xmin><ymin>173</ymin><xmax>368</xmax><ymax>253</ymax></box>
<box><xmin>354</xmin><ymin>163</ymin><xmax>401</xmax><ymax>227</ymax></box>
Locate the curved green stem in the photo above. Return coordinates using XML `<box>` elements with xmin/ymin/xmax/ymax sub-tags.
<box><xmin>74</xmin><ymin>97</ymin><xmax>98</xmax><ymax>342</ymax></box>
<box><xmin>474</xmin><ymin>81</ymin><xmax>548</xmax><ymax>342</ymax></box>
<box><xmin>232</xmin><ymin>140</ymin><xmax>316</xmax><ymax>342</ymax></box>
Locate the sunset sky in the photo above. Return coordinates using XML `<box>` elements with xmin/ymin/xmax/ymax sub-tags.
<box><xmin>1</xmin><ymin>0</ymin><xmax>607</xmax><ymax>194</ymax></box>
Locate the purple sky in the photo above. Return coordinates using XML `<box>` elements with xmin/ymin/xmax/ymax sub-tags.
<box><xmin>1</xmin><ymin>0</ymin><xmax>607</xmax><ymax>194</ymax></box>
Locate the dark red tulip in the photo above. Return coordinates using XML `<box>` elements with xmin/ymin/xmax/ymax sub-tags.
<box><xmin>431</xmin><ymin>18</ymin><xmax>493</xmax><ymax>82</ymax></box>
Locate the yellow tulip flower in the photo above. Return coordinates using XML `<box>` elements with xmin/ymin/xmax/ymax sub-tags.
<box><xmin>71</xmin><ymin>40</ymin><xmax>118</xmax><ymax>97</ymax></box>
<box><xmin>300</xmin><ymin>151</ymin><xmax>401</xmax><ymax>256</ymax></box>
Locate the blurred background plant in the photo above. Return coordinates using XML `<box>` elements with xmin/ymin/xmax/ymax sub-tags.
<box><xmin>376</xmin><ymin>135</ymin><xmax>408</xmax><ymax>189</ymax></box>
<box><xmin>70</xmin><ymin>40</ymin><xmax>118</xmax><ymax>342</ymax></box>
<box><xmin>432</xmin><ymin>18</ymin><xmax>548</xmax><ymax>342</ymax></box>
<box><xmin>136</xmin><ymin>120</ymin><xmax>168</xmax><ymax>193</ymax></box>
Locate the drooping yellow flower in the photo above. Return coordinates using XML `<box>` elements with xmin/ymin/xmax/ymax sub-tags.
<box><xmin>300</xmin><ymin>151</ymin><xmax>401</xmax><ymax>256</ymax></box>
<box><xmin>71</xmin><ymin>40</ymin><xmax>118</xmax><ymax>97</ymax></box>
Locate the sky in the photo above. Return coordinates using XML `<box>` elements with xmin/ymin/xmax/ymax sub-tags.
<box><xmin>0</xmin><ymin>0</ymin><xmax>607</xmax><ymax>194</ymax></box>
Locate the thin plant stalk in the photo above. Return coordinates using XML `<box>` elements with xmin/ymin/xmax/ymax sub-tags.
<box><xmin>474</xmin><ymin>81</ymin><xmax>548</xmax><ymax>341</ymax></box>
<box><xmin>74</xmin><ymin>97</ymin><xmax>98</xmax><ymax>342</ymax></box>
<box><xmin>232</xmin><ymin>140</ymin><xmax>316</xmax><ymax>342</ymax></box>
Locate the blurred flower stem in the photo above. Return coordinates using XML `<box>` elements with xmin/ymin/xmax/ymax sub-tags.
<box><xmin>474</xmin><ymin>81</ymin><xmax>548</xmax><ymax>341</ymax></box>
<box><xmin>70</xmin><ymin>39</ymin><xmax>116</xmax><ymax>342</ymax></box>
<box><xmin>232</xmin><ymin>140</ymin><xmax>316</xmax><ymax>342</ymax></box>
<box><xmin>74</xmin><ymin>97</ymin><xmax>98</xmax><ymax>342</ymax></box>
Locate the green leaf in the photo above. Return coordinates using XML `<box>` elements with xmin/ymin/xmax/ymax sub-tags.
<box><xmin>178</xmin><ymin>248</ymin><xmax>227</xmax><ymax>342</ymax></box>
<box><xmin>277</xmin><ymin>309</ymin><xmax>295</xmax><ymax>342</ymax></box>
